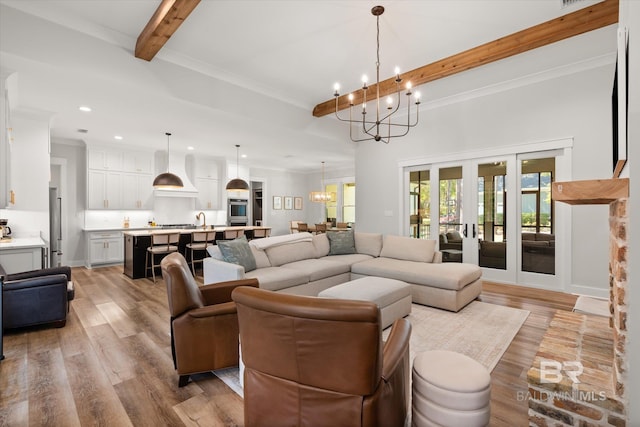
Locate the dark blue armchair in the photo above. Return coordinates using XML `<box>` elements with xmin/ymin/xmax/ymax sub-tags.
<box><xmin>1</xmin><ymin>264</ymin><xmax>75</xmax><ymax>330</ymax></box>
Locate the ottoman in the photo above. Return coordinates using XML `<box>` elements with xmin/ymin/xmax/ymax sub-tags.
<box><xmin>412</xmin><ymin>350</ymin><xmax>491</xmax><ymax>427</ymax></box>
<box><xmin>318</xmin><ymin>277</ymin><xmax>412</xmax><ymax>329</ymax></box>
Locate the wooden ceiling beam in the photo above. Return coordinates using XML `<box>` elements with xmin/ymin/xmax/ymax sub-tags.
<box><xmin>313</xmin><ymin>0</ymin><xmax>619</xmax><ymax>117</ymax></box>
<box><xmin>135</xmin><ymin>0</ymin><xmax>201</xmax><ymax>61</ymax></box>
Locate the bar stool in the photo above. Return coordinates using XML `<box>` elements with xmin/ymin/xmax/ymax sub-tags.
<box><xmin>222</xmin><ymin>229</ymin><xmax>244</xmax><ymax>241</ymax></box>
<box><xmin>185</xmin><ymin>230</ymin><xmax>216</xmax><ymax>275</ymax></box>
<box><xmin>252</xmin><ymin>228</ymin><xmax>270</xmax><ymax>239</ymax></box>
<box><xmin>146</xmin><ymin>232</ymin><xmax>180</xmax><ymax>283</ymax></box>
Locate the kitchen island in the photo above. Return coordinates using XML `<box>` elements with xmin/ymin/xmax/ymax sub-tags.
<box><xmin>123</xmin><ymin>226</ymin><xmax>271</xmax><ymax>280</ymax></box>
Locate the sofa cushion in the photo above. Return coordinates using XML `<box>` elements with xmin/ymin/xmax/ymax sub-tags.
<box><xmin>250</xmin><ymin>246</ymin><xmax>271</xmax><ymax>269</ymax></box>
<box><xmin>327</xmin><ymin>230</ymin><xmax>356</xmax><ymax>255</ymax></box>
<box><xmin>380</xmin><ymin>235</ymin><xmax>436</xmax><ymax>263</ymax></box>
<box><xmin>280</xmin><ymin>259</ymin><xmax>351</xmax><ymax>282</ymax></box>
<box><xmin>245</xmin><ymin>267</ymin><xmax>309</xmax><ymax>292</ymax></box>
<box><xmin>324</xmin><ymin>253</ymin><xmax>374</xmax><ymax>266</ymax></box>
<box><xmin>351</xmin><ymin>258</ymin><xmax>481</xmax><ymax>291</ymax></box>
<box><xmin>217</xmin><ymin>236</ymin><xmax>257</xmax><ymax>272</ymax></box>
<box><xmin>354</xmin><ymin>232</ymin><xmax>383</xmax><ymax>257</ymax></box>
<box><xmin>265</xmin><ymin>241</ymin><xmax>317</xmax><ymax>267</ymax></box>
<box><xmin>312</xmin><ymin>233</ymin><xmax>330</xmax><ymax>258</ymax></box>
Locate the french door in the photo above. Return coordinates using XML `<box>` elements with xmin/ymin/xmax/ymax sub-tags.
<box><xmin>406</xmin><ymin>150</ymin><xmax>565</xmax><ymax>289</ymax></box>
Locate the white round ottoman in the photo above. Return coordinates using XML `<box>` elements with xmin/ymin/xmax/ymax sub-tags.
<box><xmin>412</xmin><ymin>350</ymin><xmax>491</xmax><ymax>427</ymax></box>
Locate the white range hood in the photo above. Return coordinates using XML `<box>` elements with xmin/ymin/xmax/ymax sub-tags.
<box><xmin>153</xmin><ymin>152</ymin><xmax>199</xmax><ymax>198</ymax></box>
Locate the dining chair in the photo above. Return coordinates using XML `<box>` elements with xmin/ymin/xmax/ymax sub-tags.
<box><xmin>297</xmin><ymin>223</ymin><xmax>308</xmax><ymax>232</ymax></box>
<box><xmin>314</xmin><ymin>223</ymin><xmax>327</xmax><ymax>234</ymax></box>
<box><xmin>146</xmin><ymin>232</ymin><xmax>180</xmax><ymax>283</ymax></box>
<box><xmin>185</xmin><ymin>230</ymin><xmax>216</xmax><ymax>275</ymax></box>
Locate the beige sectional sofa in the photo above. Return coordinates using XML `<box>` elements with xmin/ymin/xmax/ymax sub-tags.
<box><xmin>203</xmin><ymin>232</ymin><xmax>482</xmax><ymax>312</ymax></box>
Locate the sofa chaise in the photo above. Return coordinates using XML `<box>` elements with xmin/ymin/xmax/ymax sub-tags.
<box><xmin>203</xmin><ymin>232</ymin><xmax>482</xmax><ymax>312</ymax></box>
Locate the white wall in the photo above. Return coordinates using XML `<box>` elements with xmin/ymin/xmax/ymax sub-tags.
<box><xmin>356</xmin><ymin>62</ymin><xmax>615</xmax><ymax>296</ymax></box>
<box><xmin>51</xmin><ymin>141</ymin><xmax>86</xmax><ymax>266</ymax></box>
<box><xmin>1</xmin><ymin>109</ymin><xmax>51</xmax><ymax>240</ymax></box>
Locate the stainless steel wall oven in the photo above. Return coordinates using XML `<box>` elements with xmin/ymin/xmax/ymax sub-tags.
<box><xmin>228</xmin><ymin>198</ymin><xmax>248</xmax><ymax>226</ymax></box>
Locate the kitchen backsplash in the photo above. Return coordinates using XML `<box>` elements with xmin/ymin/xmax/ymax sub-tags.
<box><xmin>84</xmin><ymin>198</ymin><xmax>227</xmax><ymax>229</ymax></box>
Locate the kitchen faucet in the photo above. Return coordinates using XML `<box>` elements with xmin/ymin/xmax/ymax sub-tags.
<box><xmin>196</xmin><ymin>211</ymin><xmax>206</xmax><ymax>229</ymax></box>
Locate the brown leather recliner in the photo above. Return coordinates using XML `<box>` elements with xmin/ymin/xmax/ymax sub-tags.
<box><xmin>160</xmin><ymin>253</ymin><xmax>258</xmax><ymax>387</ymax></box>
<box><xmin>232</xmin><ymin>286</ymin><xmax>412</xmax><ymax>427</ymax></box>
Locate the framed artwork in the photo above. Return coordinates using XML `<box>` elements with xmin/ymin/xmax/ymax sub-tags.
<box><xmin>273</xmin><ymin>196</ymin><xmax>282</xmax><ymax>210</ymax></box>
<box><xmin>284</xmin><ymin>196</ymin><xmax>293</xmax><ymax>210</ymax></box>
<box><xmin>294</xmin><ymin>197</ymin><xmax>303</xmax><ymax>210</ymax></box>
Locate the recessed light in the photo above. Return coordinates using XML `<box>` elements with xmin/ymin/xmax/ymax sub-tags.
<box><xmin>114</xmin><ymin>135</ymin><xmax>123</xmax><ymax>140</ymax></box>
<box><xmin>241</xmin><ymin>154</ymin><xmax>247</xmax><ymax>158</ymax></box>
<box><xmin>187</xmin><ymin>146</ymin><xmax>194</xmax><ymax>151</ymax></box>
<box><xmin>79</xmin><ymin>106</ymin><xmax>92</xmax><ymax>112</ymax></box>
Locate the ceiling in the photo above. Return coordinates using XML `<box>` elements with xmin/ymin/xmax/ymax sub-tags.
<box><xmin>0</xmin><ymin>0</ymin><xmax>614</xmax><ymax>172</ymax></box>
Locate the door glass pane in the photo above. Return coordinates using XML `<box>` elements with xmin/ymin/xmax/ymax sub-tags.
<box><xmin>521</xmin><ymin>158</ymin><xmax>555</xmax><ymax>274</ymax></box>
<box><xmin>439</xmin><ymin>166</ymin><xmax>463</xmax><ymax>262</ymax></box>
<box><xmin>325</xmin><ymin>183</ymin><xmax>338</xmax><ymax>223</ymax></box>
<box><xmin>342</xmin><ymin>182</ymin><xmax>356</xmax><ymax>224</ymax></box>
<box><xmin>409</xmin><ymin>170</ymin><xmax>430</xmax><ymax>239</ymax></box>
<box><xmin>478</xmin><ymin>162</ymin><xmax>507</xmax><ymax>269</ymax></box>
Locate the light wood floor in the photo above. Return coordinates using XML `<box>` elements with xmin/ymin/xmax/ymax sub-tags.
<box><xmin>1</xmin><ymin>266</ymin><xmax>577</xmax><ymax>426</ymax></box>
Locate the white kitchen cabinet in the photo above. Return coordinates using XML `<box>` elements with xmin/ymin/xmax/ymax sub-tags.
<box><xmin>0</xmin><ymin>247</ymin><xmax>43</xmax><ymax>274</ymax></box>
<box><xmin>88</xmin><ymin>148</ymin><xmax>123</xmax><ymax>171</ymax></box>
<box><xmin>122</xmin><ymin>173</ymin><xmax>153</xmax><ymax>209</ymax></box>
<box><xmin>193</xmin><ymin>157</ymin><xmax>221</xmax><ymax>179</ymax></box>
<box><xmin>122</xmin><ymin>150</ymin><xmax>153</xmax><ymax>174</ymax></box>
<box><xmin>87</xmin><ymin>231</ymin><xmax>123</xmax><ymax>266</ymax></box>
<box><xmin>195</xmin><ymin>177</ymin><xmax>220</xmax><ymax>210</ymax></box>
<box><xmin>88</xmin><ymin>170</ymin><xmax>122</xmax><ymax>209</ymax></box>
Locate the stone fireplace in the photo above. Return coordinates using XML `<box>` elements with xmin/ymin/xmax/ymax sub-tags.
<box><xmin>528</xmin><ymin>180</ymin><xmax>629</xmax><ymax>426</ymax></box>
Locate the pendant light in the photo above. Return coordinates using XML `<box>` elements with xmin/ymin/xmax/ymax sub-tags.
<box><xmin>153</xmin><ymin>132</ymin><xmax>184</xmax><ymax>188</ymax></box>
<box><xmin>226</xmin><ymin>144</ymin><xmax>249</xmax><ymax>191</ymax></box>
<box><xmin>309</xmin><ymin>161</ymin><xmax>333</xmax><ymax>202</ymax></box>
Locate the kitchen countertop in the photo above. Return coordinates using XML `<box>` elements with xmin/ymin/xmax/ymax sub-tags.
<box><xmin>0</xmin><ymin>237</ymin><xmax>46</xmax><ymax>250</ymax></box>
<box><xmin>122</xmin><ymin>225</ymin><xmax>271</xmax><ymax>237</ymax></box>
<box><xmin>83</xmin><ymin>227</ymin><xmax>151</xmax><ymax>232</ymax></box>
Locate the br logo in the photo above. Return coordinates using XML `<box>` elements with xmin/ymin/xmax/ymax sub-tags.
<box><xmin>540</xmin><ymin>359</ymin><xmax>583</xmax><ymax>384</ymax></box>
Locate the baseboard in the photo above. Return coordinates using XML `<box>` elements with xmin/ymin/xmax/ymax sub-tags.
<box><xmin>568</xmin><ymin>283</ymin><xmax>609</xmax><ymax>299</ymax></box>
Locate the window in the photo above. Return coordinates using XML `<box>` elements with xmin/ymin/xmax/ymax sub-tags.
<box><xmin>342</xmin><ymin>183</ymin><xmax>355</xmax><ymax>224</ymax></box>
<box><xmin>324</xmin><ymin>181</ymin><xmax>355</xmax><ymax>225</ymax></box>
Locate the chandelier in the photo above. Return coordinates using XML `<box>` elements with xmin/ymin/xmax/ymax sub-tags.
<box><xmin>309</xmin><ymin>161</ymin><xmax>334</xmax><ymax>202</ymax></box>
<box><xmin>333</xmin><ymin>5</ymin><xmax>420</xmax><ymax>144</ymax></box>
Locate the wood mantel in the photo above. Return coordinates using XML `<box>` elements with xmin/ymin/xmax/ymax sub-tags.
<box><xmin>552</xmin><ymin>178</ymin><xmax>629</xmax><ymax>205</ymax></box>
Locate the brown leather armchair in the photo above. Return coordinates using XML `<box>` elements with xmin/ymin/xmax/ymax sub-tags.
<box><xmin>160</xmin><ymin>253</ymin><xmax>258</xmax><ymax>387</ymax></box>
<box><xmin>232</xmin><ymin>286</ymin><xmax>412</xmax><ymax>427</ymax></box>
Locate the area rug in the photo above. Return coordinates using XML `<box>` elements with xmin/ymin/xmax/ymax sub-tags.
<box><xmin>213</xmin><ymin>300</ymin><xmax>529</xmax><ymax>397</ymax></box>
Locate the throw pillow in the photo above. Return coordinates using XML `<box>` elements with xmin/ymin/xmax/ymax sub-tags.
<box><xmin>327</xmin><ymin>230</ymin><xmax>356</xmax><ymax>255</ymax></box>
<box><xmin>217</xmin><ymin>236</ymin><xmax>257</xmax><ymax>272</ymax></box>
